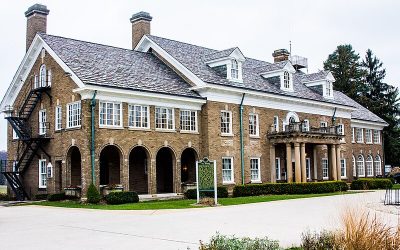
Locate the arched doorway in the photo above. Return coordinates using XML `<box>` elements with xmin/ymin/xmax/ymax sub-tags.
<box><xmin>129</xmin><ymin>146</ymin><xmax>149</xmax><ymax>194</ymax></box>
<box><xmin>156</xmin><ymin>147</ymin><xmax>174</xmax><ymax>193</ymax></box>
<box><xmin>181</xmin><ymin>148</ymin><xmax>198</xmax><ymax>184</ymax></box>
<box><xmin>99</xmin><ymin>145</ymin><xmax>121</xmax><ymax>185</ymax></box>
<box><xmin>67</xmin><ymin>146</ymin><xmax>81</xmax><ymax>186</ymax></box>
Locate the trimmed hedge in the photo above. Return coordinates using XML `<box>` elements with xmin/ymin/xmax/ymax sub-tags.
<box><xmin>350</xmin><ymin>178</ymin><xmax>393</xmax><ymax>190</ymax></box>
<box><xmin>185</xmin><ymin>187</ymin><xmax>229</xmax><ymax>199</ymax></box>
<box><xmin>34</xmin><ymin>194</ymin><xmax>48</xmax><ymax>200</ymax></box>
<box><xmin>87</xmin><ymin>183</ymin><xmax>101</xmax><ymax>204</ymax></box>
<box><xmin>233</xmin><ymin>181</ymin><xmax>348</xmax><ymax>197</ymax></box>
<box><xmin>47</xmin><ymin>193</ymin><xmax>66</xmax><ymax>201</ymax></box>
<box><xmin>105</xmin><ymin>191</ymin><xmax>139</xmax><ymax>205</ymax></box>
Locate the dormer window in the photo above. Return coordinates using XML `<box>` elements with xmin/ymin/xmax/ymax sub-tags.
<box><xmin>325</xmin><ymin>81</ymin><xmax>333</xmax><ymax>98</ymax></box>
<box><xmin>283</xmin><ymin>71</ymin><xmax>290</xmax><ymax>89</ymax></box>
<box><xmin>231</xmin><ymin>60</ymin><xmax>239</xmax><ymax>79</ymax></box>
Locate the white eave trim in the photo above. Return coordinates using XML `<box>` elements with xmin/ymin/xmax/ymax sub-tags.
<box><xmin>135</xmin><ymin>35</ymin><xmax>206</xmax><ymax>88</ymax></box>
<box><xmin>0</xmin><ymin>34</ymin><xmax>85</xmax><ymax>111</ymax></box>
<box><xmin>351</xmin><ymin>119</ymin><xmax>388</xmax><ymax>130</ymax></box>
<box><xmin>74</xmin><ymin>85</ymin><xmax>206</xmax><ymax>110</ymax></box>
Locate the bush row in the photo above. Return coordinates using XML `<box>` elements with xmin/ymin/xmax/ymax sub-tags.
<box><xmin>184</xmin><ymin>187</ymin><xmax>229</xmax><ymax>199</ymax></box>
<box><xmin>350</xmin><ymin>178</ymin><xmax>393</xmax><ymax>190</ymax></box>
<box><xmin>233</xmin><ymin>181</ymin><xmax>348</xmax><ymax>197</ymax></box>
<box><xmin>105</xmin><ymin>191</ymin><xmax>139</xmax><ymax>205</ymax></box>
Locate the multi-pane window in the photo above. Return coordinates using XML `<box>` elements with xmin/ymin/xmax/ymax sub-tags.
<box><xmin>155</xmin><ymin>107</ymin><xmax>174</xmax><ymax>130</ymax></box>
<box><xmin>320</xmin><ymin>121</ymin><xmax>327</xmax><ymax>128</ymax></box>
<box><xmin>180</xmin><ymin>110</ymin><xmax>197</xmax><ymax>132</ymax></box>
<box><xmin>99</xmin><ymin>101</ymin><xmax>122</xmax><ymax>127</ymax></box>
<box><xmin>34</xmin><ymin>75</ymin><xmax>39</xmax><ymax>89</ymax></box>
<box><xmin>366</xmin><ymin>155</ymin><xmax>373</xmax><ymax>177</ymax></box>
<box><xmin>275</xmin><ymin>157</ymin><xmax>281</xmax><ymax>180</ymax></box>
<box><xmin>47</xmin><ymin>69</ymin><xmax>52</xmax><ymax>87</ymax></box>
<box><xmin>250</xmin><ymin>158</ymin><xmax>260</xmax><ymax>182</ymax></box>
<box><xmin>273</xmin><ymin>116</ymin><xmax>279</xmax><ymax>132</ymax></box>
<box><xmin>221</xmin><ymin>111</ymin><xmax>232</xmax><ymax>135</ymax></box>
<box><xmin>55</xmin><ymin>106</ymin><xmax>62</xmax><ymax>131</ymax></box>
<box><xmin>325</xmin><ymin>81</ymin><xmax>332</xmax><ymax>97</ymax></box>
<box><xmin>365</xmin><ymin>129</ymin><xmax>372</xmax><ymax>143</ymax></box>
<box><xmin>39</xmin><ymin>159</ymin><xmax>47</xmax><ymax>188</ymax></box>
<box><xmin>249</xmin><ymin>113</ymin><xmax>259</xmax><ymax>136</ymax></box>
<box><xmin>67</xmin><ymin>101</ymin><xmax>81</xmax><ymax>128</ymax></box>
<box><xmin>222</xmin><ymin>157</ymin><xmax>233</xmax><ymax>183</ymax></box>
<box><xmin>375</xmin><ymin>155</ymin><xmax>382</xmax><ymax>176</ymax></box>
<box><xmin>356</xmin><ymin>128</ymin><xmax>363</xmax><ymax>143</ymax></box>
<box><xmin>283</xmin><ymin>71</ymin><xmax>290</xmax><ymax>89</ymax></box>
<box><xmin>352</xmin><ymin>128</ymin><xmax>355</xmax><ymax>143</ymax></box>
<box><xmin>373</xmin><ymin>130</ymin><xmax>381</xmax><ymax>144</ymax></box>
<box><xmin>38</xmin><ymin>109</ymin><xmax>47</xmax><ymax>135</ymax></box>
<box><xmin>39</xmin><ymin>64</ymin><xmax>47</xmax><ymax>87</ymax></box>
<box><xmin>302</xmin><ymin>119</ymin><xmax>310</xmax><ymax>132</ymax></box>
<box><xmin>128</xmin><ymin>105</ymin><xmax>149</xmax><ymax>129</ymax></box>
<box><xmin>357</xmin><ymin>155</ymin><xmax>365</xmax><ymax>177</ymax></box>
<box><xmin>341</xmin><ymin>159</ymin><xmax>347</xmax><ymax>178</ymax></box>
<box><xmin>337</xmin><ymin>124</ymin><xmax>344</xmax><ymax>135</ymax></box>
<box><xmin>231</xmin><ymin>60</ymin><xmax>239</xmax><ymax>79</ymax></box>
<box><xmin>322</xmin><ymin>158</ymin><xmax>329</xmax><ymax>179</ymax></box>
<box><xmin>352</xmin><ymin>155</ymin><xmax>356</xmax><ymax>177</ymax></box>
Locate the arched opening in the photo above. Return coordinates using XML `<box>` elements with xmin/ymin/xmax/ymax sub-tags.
<box><xmin>181</xmin><ymin>148</ymin><xmax>198</xmax><ymax>184</ymax></box>
<box><xmin>67</xmin><ymin>146</ymin><xmax>81</xmax><ymax>186</ymax></box>
<box><xmin>357</xmin><ymin>154</ymin><xmax>365</xmax><ymax>177</ymax></box>
<box><xmin>129</xmin><ymin>146</ymin><xmax>149</xmax><ymax>194</ymax></box>
<box><xmin>156</xmin><ymin>147</ymin><xmax>175</xmax><ymax>193</ymax></box>
<box><xmin>374</xmin><ymin>155</ymin><xmax>382</xmax><ymax>176</ymax></box>
<box><xmin>366</xmin><ymin>155</ymin><xmax>373</xmax><ymax>177</ymax></box>
<box><xmin>99</xmin><ymin>145</ymin><xmax>121</xmax><ymax>185</ymax></box>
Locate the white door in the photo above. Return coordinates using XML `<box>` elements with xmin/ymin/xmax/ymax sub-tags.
<box><xmin>306</xmin><ymin>158</ymin><xmax>311</xmax><ymax>180</ymax></box>
<box><xmin>39</xmin><ymin>109</ymin><xmax>47</xmax><ymax>135</ymax></box>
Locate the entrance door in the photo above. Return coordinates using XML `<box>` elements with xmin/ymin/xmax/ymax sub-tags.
<box><xmin>306</xmin><ymin>158</ymin><xmax>311</xmax><ymax>181</ymax></box>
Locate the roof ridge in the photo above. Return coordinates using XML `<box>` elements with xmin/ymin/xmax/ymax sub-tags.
<box><xmin>147</xmin><ymin>34</ymin><xmax>219</xmax><ymax>52</ymax></box>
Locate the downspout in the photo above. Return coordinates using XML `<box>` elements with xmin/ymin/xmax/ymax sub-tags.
<box><xmin>90</xmin><ymin>90</ymin><xmax>97</xmax><ymax>184</ymax></box>
<box><xmin>239</xmin><ymin>93</ymin><xmax>245</xmax><ymax>185</ymax></box>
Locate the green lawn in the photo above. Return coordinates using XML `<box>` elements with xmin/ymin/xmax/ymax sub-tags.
<box><xmin>29</xmin><ymin>192</ymin><xmax>355</xmax><ymax>210</ymax></box>
<box><xmin>392</xmin><ymin>184</ymin><xmax>400</xmax><ymax>189</ymax></box>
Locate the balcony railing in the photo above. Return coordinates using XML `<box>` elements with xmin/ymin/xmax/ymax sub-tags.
<box><xmin>269</xmin><ymin>122</ymin><xmax>341</xmax><ymax>136</ymax></box>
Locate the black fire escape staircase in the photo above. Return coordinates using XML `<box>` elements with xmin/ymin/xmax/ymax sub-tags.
<box><xmin>1</xmin><ymin>81</ymin><xmax>52</xmax><ymax>200</ymax></box>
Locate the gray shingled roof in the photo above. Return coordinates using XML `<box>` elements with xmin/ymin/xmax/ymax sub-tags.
<box><xmin>255</xmin><ymin>61</ymin><xmax>287</xmax><ymax>74</ymax></box>
<box><xmin>202</xmin><ymin>47</ymin><xmax>237</xmax><ymax>62</ymax></box>
<box><xmin>298</xmin><ymin>71</ymin><xmax>330</xmax><ymax>82</ymax></box>
<box><xmin>334</xmin><ymin>91</ymin><xmax>387</xmax><ymax>124</ymax></box>
<box><xmin>39</xmin><ymin>33</ymin><xmax>202</xmax><ymax>99</ymax></box>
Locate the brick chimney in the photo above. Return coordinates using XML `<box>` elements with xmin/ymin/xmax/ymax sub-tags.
<box><xmin>272</xmin><ymin>49</ymin><xmax>290</xmax><ymax>63</ymax></box>
<box><xmin>25</xmin><ymin>4</ymin><xmax>50</xmax><ymax>52</ymax></box>
<box><xmin>130</xmin><ymin>11</ymin><xmax>152</xmax><ymax>49</ymax></box>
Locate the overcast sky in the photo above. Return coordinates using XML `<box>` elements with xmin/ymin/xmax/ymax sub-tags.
<box><xmin>0</xmin><ymin>0</ymin><xmax>399</xmax><ymax>151</ymax></box>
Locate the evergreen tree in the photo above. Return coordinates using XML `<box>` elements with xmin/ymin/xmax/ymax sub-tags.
<box><xmin>323</xmin><ymin>44</ymin><xmax>365</xmax><ymax>102</ymax></box>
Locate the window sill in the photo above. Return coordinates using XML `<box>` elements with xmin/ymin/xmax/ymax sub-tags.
<box><xmin>221</xmin><ymin>133</ymin><xmax>234</xmax><ymax>137</ymax></box>
<box><xmin>99</xmin><ymin>126</ymin><xmax>124</xmax><ymax>130</ymax></box>
<box><xmin>128</xmin><ymin>127</ymin><xmax>151</xmax><ymax>131</ymax></box>
<box><xmin>251</xmin><ymin>180</ymin><xmax>262</xmax><ymax>184</ymax></box>
<box><xmin>222</xmin><ymin>181</ymin><xmax>236</xmax><ymax>185</ymax></box>
<box><xmin>341</xmin><ymin>177</ymin><xmax>348</xmax><ymax>180</ymax></box>
<box><xmin>65</xmin><ymin>126</ymin><xmax>81</xmax><ymax>131</ymax></box>
<box><xmin>155</xmin><ymin>129</ymin><xmax>176</xmax><ymax>133</ymax></box>
<box><xmin>249</xmin><ymin>135</ymin><xmax>260</xmax><ymax>139</ymax></box>
<box><xmin>323</xmin><ymin>177</ymin><xmax>329</xmax><ymax>180</ymax></box>
<box><xmin>356</xmin><ymin>141</ymin><xmax>364</xmax><ymax>144</ymax></box>
<box><xmin>366</xmin><ymin>142</ymin><xmax>373</xmax><ymax>144</ymax></box>
<box><xmin>180</xmin><ymin>131</ymin><xmax>199</xmax><ymax>135</ymax></box>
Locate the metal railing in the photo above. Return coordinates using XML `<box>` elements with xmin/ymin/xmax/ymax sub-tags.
<box><xmin>384</xmin><ymin>188</ymin><xmax>400</xmax><ymax>206</ymax></box>
<box><xmin>270</xmin><ymin>122</ymin><xmax>341</xmax><ymax>135</ymax></box>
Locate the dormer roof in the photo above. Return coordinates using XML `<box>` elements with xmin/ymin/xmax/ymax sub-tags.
<box><xmin>203</xmin><ymin>47</ymin><xmax>245</xmax><ymax>63</ymax></box>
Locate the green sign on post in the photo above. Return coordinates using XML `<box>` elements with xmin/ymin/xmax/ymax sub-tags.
<box><xmin>196</xmin><ymin>157</ymin><xmax>217</xmax><ymax>205</ymax></box>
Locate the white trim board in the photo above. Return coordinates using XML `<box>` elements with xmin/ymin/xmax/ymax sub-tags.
<box><xmin>351</xmin><ymin>119</ymin><xmax>387</xmax><ymax>130</ymax></box>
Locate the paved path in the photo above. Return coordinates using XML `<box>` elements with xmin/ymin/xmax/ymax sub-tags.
<box><xmin>0</xmin><ymin>191</ymin><xmax>396</xmax><ymax>250</ymax></box>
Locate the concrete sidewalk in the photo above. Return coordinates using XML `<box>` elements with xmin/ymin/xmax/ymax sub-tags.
<box><xmin>0</xmin><ymin>191</ymin><xmax>394</xmax><ymax>250</ymax></box>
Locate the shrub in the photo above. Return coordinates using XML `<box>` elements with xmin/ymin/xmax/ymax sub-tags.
<box><xmin>350</xmin><ymin>178</ymin><xmax>393</xmax><ymax>190</ymax></box>
<box><xmin>184</xmin><ymin>186</ymin><xmax>229</xmax><ymax>199</ymax></box>
<box><xmin>86</xmin><ymin>183</ymin><xmax>101</xmax><ymax>204</ymax></box>
<box><xmin>233</xmin><ymin>181</ymin><xmax>348</xmax><ymax>197</ymax></box>
<box><xmin>199</xmin><ymin>233</ymin><xmax>281</xmax><ymax>250</ymax></box>
<box><xmin>0</xmin><ymin>193</ymin><xmax>13</xmax><ymax>201</ymax></box>
<box><xmin>301</xmin><ymin>230</ymin><xmax>336</xmax><ymax>250</ymax></box>
<box><xmin>105</xmin><ymin>191</ymin><xmax>139</xmax><ymax>205</ymax></box>
<box><xmin>47</xmin><ymin>193</ymin><xmax>66</xmax><ymax>201</ymax></box>
<box><xmin>34</xmin><ymin>193</ymin><xmax>48</xmax><ymax>200</ymax></box>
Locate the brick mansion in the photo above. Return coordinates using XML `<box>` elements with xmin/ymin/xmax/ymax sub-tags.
<box><xmin>0</xmin><ymin>4</ymin><xmax>387</xmax><ymax>200</ymax></box>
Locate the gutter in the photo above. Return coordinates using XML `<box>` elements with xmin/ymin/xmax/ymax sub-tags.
<box><xmin>90</xmin><ymin>90</ymin><xmax>97</xmax><ymax>184</ymax></box>
<box><xmin>239</xmin><ymin>93</ymin><xmax>245</xmax><ymax>185</ymax></box>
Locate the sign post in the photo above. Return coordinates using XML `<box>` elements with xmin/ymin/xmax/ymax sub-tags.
<box><xmin>196</xmin><ymin>158</ymin><xmax>217</xmax><ymax>205</ymax></box>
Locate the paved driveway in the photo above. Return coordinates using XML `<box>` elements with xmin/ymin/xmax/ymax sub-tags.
<box><xmin>0</xmin><ymin>191</ymin><xmax>395</xmax><ymax>250</ymax></box>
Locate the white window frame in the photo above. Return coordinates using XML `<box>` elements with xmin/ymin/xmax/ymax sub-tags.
<box><xmin>222</xmin><ymin>157</ymin><xmax>234</xmax><ymax>184</ymax></box>
<box><xmin>34</xmin><ymin>74</ymin><xmax>39</xmax><ymax>89</ymax></box>
<box><xmin>231</xmin><ymin>59</ymin><xmax>239</xmax><ymax>79</ymax></box>
<box><xmin>320</xmin><ymin>121</ymin><xmax>328</xmax><ymax>128</ymax></box>
<box><xmin>283</xmin><ymin>71</ymin><xmax>291</xmax><ymax>89</ymax></box>
<box><xmin>250</xmin><ymin>157</ymin><xmax>261</xmax><ymax>183</ymax></box>
<box><xmin>366</xmin><ymin>155</ymin><xmax>373</xmax><ymax>177</ymax></box>
<box><xmin>12</xmin><ymin>128</ymin><xmax>19</xmax><ymax>140</ymax></box>
<box><xmin>220</xmin><ymin>110</ymin><xmax>233</xmax><ymax>136</ymax></box>
<box><xmin>180</xmin><ymin>110</ymin><xmax>197</xmax><ymax>132</ymax></box>
<box><xmin>303</xmin><ymin>119</ymin><xmax>310</xmax><ymax>132</ymax></box>
<box><xmin>322</xmin><ymin>158</ymin><xmax>329</xmax><ymax>180</ymax></box>
<box><xmin>38</xmin><ymin>109</ymin><xmax>47</xmax><ymax>135</ymax></box>
<box><xmin>66</xmin><ymin>101</ymin><xmax>81</xmax><ymax>129</ymax></box>
<box><xmin>275</xmin><ymin>157</ymin><xmax>281</xmax><ymax>180</ymax></box>
<box><xmin>39</xmin><ymin>64</ymin><xmax>47</xmax><ymax>87</ymax></box>
<box><xmin>249</xmin><ymin>113</ymin><xmax>259</xmax><ymax>137</ymax></box>
<box><xmin>306</xmin><ymin>158</ymin><xmax>311</xmax><ymax>180</ymax></box>
<box><xmin>373</xmin><ymin>130</ymin><xmax>381</xmax><ymax>144</ymax></box>
<box><xmin>352</xmin><ymin>155</ymin><xmax>356</xmax><ymax>177</ymax></box>
<box><xmin>39</xmin><ymin>159</ymin><xmax>47</xmax><ymax>188</ymax></box>
<box><xmin>374</xmin><ymin>155</ymin><xmax>382</xmax><ymax>176</ymax></box>
<box><xmin>155</xmin><ymin>107</ymin><xmax>175</xmax><ymax>131</ymax></box>
<box><xmin>340</xmin><ymin>158</ymin><xmax>347</xmax><ymax>179</ymax></box>
<box><xmin>55</xmin><ymin>106</ymin><xmax>62</xmax><ymax>131</ymax></box>
<box><xmin>99</xmin><ymin>101</ymin><xmax>123</xmax><ymax>128</ymax></box>
<box><xmin>356</xmin><ymin>128</ymin><xmax>363</xmax><ymax>143</ymax></box>
<box><xmin>357</xmin><ymin>154</ymin><xmax>365</xmax><ymax>177</ymax></box>
<box><xmin>273</xmin><ymin>116</ymin><xmax>279</xmax><ymax>132</ymax></box>
<box><xmin>128</xmin><ymin>104</ymin><xmax>150</xmax><ymax>129</ymax></box>
<box><xmin>352</xmin><ymin>128</ymin><xmax>355</xmax><ymax>143</ymax></box>
<box><xmin>365</xmin><ymin>129</ymin><xmax>373</xmax><ymax>144</ymax></box>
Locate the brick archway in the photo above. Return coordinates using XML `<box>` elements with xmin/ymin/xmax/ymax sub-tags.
<box><xmin>66</xmin><ymin>146</ymin><xmax>81</xmax><ymax>187</ymax></box>
<box><xmin>156</xmin><ymin>147</ymin><xmax>175</xmax><ymax>193</ymax></box>
<box><xmin>99</xmin><ymin>145</ymin><xmax>122</xmax><ymax>185</ymax></box>
<box><xmin>129</xmin><ymin>146</ymin><xmax>150</xmax><ymax>194</ymax></box>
